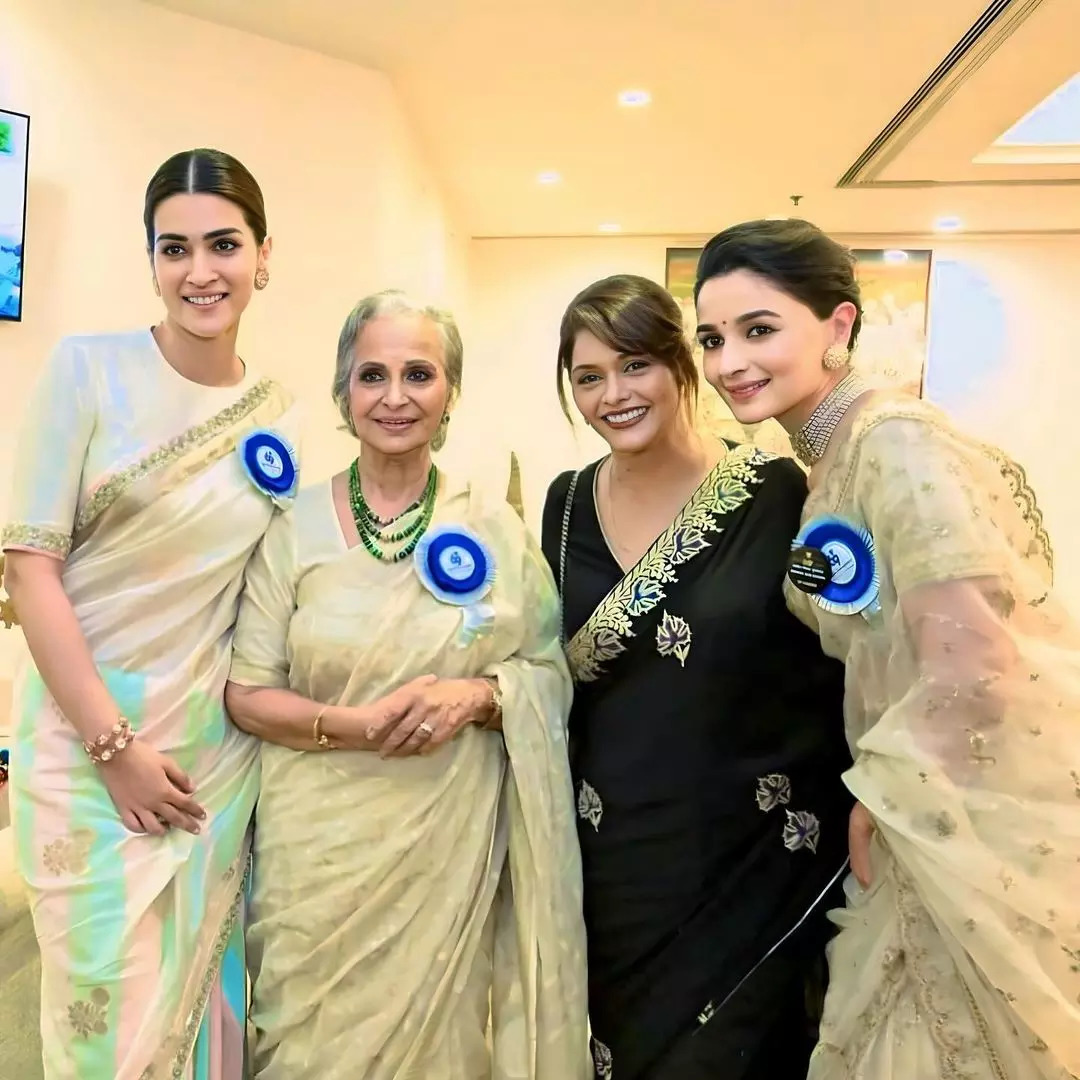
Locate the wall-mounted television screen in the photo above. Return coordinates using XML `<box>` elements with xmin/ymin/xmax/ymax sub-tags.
<box><xmin>0</xmin><ymin>109</ymin><xmax>29</xmax><ymax>322</ymax></box>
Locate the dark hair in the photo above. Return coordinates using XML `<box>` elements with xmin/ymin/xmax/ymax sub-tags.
<box><xmin>694</xmin><ymin>219</ymin><xmax>864</xmax><ymax>348</ymax></box>
<box><xmin>557</xmin><ymin>274</ymin><xmax>698</xmax><ymax>419</ymax></box>
<box><xmin>143</xmin><ymin>148</ymin><xmax>267</xmax><ymax>249</ymax></box>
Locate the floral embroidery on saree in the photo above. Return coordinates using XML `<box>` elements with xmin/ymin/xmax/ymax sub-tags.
<box><xmin>69</xmin><ymin>987</ymin><xmax>110</xmax><ymax>1039</ymax></box>
<box><xmin>42</xmin><ymin>828</ymin><xmax>95</xmax><ymax>876</ymax></box>
<box><xmin>755</xmin><ymin>773</ymin><xmax>791</xmax><ymax>812</ymax></box>
<box><xmin>577</xmin><ymin>780</ymin><xmax>603</xmax><ymax>830</ymax></box>
<box><xmin>566</xmin><ymin>444</ymin><xmax>774</xmax><ymax>683</ymax></box>
<box><xmin>782</xmin><ymin>810</ymin><xmax>821</xmax><ymax>853</ymax></box>
<box><xmin>76</xmin><ymin>378</ymin><xmax>276</xmax><ymax>533</ymax></box>
<box><xmin>655</xmin><ymin>610</ymin><xmax>692</xmax><ymax>665</ymax></box>
<box><xmin>592</xmin><ymin>1036</ymin><xmax>613</xmax><ymax>1078</ymax></box>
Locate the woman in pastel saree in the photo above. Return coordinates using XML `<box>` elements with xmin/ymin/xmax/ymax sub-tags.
<box><xmin>226</xmin><ymin>291</ymin><xmax>589</xmax><ymax>1079</ymax></box>
<box><xmin>696</xmin><ymin>217</ymin><xmax>1080</xmax><ymax>1078</ymax></box>
<box><xmin>1</xmin><ymin>149</ymin><xmax>299</xmax><ymax>1079</ymax></box>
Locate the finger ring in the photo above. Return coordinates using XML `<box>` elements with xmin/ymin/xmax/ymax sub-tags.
<box><xmin>417</xmin><ymin>721</ymin><xmax>435</xmax><ymax>738</ymax></box>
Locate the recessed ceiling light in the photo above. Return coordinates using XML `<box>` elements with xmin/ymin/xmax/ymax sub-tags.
<box><xmin>934</xmin><ymin>215</ymin><xmax>963</xmax><ymax>232</ymax></box>
<box><xmin>537</xmin><ymin>171</ymin><xmax>561</xmax><ymax>185</ymax></box>
<box><xmin>883</xmin><ymin>249</ymin><xmax>910</xmax><ymax>264</ymax></box>
<box><xmin>598</xmin><ymin>223</ymin><xmax>622</xmax><ymax>233</ymax></box>
<box><xmin>617</xmin><ymin>89</ymin><xmax>651</xmax><ymax>107</ymax></box>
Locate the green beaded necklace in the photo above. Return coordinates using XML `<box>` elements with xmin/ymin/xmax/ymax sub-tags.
<box><xmin>348</xmin><ymin>460</ymin><xmax>438</xmax><ymax>563</ymax></box>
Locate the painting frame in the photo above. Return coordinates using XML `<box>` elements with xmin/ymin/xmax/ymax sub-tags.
<box><xmin>0</xmin><ymin>107</ymin><xmax>30</xmax><ymax>323</ymax></box>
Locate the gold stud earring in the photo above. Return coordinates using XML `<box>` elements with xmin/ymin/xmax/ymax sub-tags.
<box><xmin>441</xmin><ymin>412</ymin><xmax>450</xmax><ymax>425</ymax></box>
<box><xmin>254</xmin><ymin>267</ymin><xmax>270</xmax><ymax>291</ymax></box>
<box><xmin>823</xmin><ymin>345</ymin><xmax>850</xmax><ymax>370</ymax></box>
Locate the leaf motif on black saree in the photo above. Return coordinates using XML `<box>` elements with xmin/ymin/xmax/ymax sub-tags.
<box><xmin>577</xmin><ymin>780</ymin><xmax>603</xmax><ymax>830</ymax></box>
<box><xmin>566</xmin><ymin>444</ymin><xmax>775</xmax><ymax>684</ymax></box>
<box><xmin>656</xmin><ymin>610</ymin><xmax>692</xmax><ymax>666</ymax></box>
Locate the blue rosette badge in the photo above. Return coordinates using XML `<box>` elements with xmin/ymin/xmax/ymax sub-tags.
<box><xmin>788</xmin><ymin>515</ymin><xmax>880</xmax><ymax>618</ymax></box>
<box><xmin>414</xmin><ymin>525</ymin><xmax>497</xmax><ymax>644</ymax></box>
<box><xmin>237</xmin><ymin>428</ymin><xmax>299</xmax><ymax>508</ymax></box>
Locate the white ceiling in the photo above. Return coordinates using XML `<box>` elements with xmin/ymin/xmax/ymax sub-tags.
<box><xmin>146</xmin><ymin>0</ymin><xmax>1080</xmax><ymax>237</ymax></box>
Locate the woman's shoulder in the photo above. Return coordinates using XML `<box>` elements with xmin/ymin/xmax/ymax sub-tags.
<box><xmin>544</xmin><ymin>458</ymin><xmax>602</xmax><ymax>504</ymax></box>
<box><xmin>721</xmin><ymin>440</ymin><xmax>808</xmax><ymax>503</ymax></box>
<box><xmin>278</xmin><ymin>480</ymin><xmax>335</xmax><ymax>547</ymax></box>
<box><xmin>541</xmin><ymin>459</ymin><xmax>603</xmax><ymax>543</ymax></box>
<box><xmin>54</xmin><ymin>328</ymin><xmax>154</xmax><ymax>362</ymax></box>
<box><xmin>847</xmin><ymin>391</ymin><xmax>955</xmax><ymax>454</ymax></box>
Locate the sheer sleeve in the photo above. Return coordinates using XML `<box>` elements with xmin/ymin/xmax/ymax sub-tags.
<box><xmin>838</xmin><ymin>409</ymin><xmax>1080</xmax><ymax>1068</ymax></box>
<box><xmin>1</xmin><ymin>338</ymin><xmax>99</xmax><ymax>559</ymax></box>
<box><xmin>848</xmin><ymin>413</ymin><xmax>1065</xmax><ymax>780</ymax></box>
<box><xmin>229</xmin><ymin>509</ymin><xmax>298</xmax><ymax>689</ymax></box>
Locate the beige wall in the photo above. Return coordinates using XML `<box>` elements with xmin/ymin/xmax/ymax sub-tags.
<box><xmin>0</xmin><ymin>0</ymin><xmax>466</xmax><ymax>715</ymax></box>
<box><xmin>466</xmin><ymin>234</ymin><xmax>1080</xmax><ymax>609</ymax></box>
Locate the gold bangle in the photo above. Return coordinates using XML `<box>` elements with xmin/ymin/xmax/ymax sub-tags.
<box><xmin>483</xmin><ymin>679</ymin><xmax>503</xmax><ymax>730</ymax></box>
<box><xmin>313</xmin><ymin>706</ymin><xmax>332</xmax><ymax>750</ymax></box>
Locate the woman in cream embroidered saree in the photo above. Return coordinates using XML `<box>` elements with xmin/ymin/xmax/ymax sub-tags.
<box><xmin>693</xmin><ymin>217</ymin><xmax>1080</xmax><ymax>1078</ymax></box>
<box><xmin>2</xmin><ymin>330</ymin><xmax>298</xmax><ymax>1077</ymax></box>
<box><xmin>226</xmin><ymin>290</ymin><xmax>589</xmax><ymax>1079</ymax></box>
<box><xmin>789</xmin><ymin>399</ymin><xmax>1080</xmax><ymax>1080</ymax></box>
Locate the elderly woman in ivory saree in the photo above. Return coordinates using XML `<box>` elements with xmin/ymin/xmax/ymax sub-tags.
<box><xmin>0</xmin><ymin>148</ymin><xmax>298</xmax><ymax>1079</ymax></box>
<box><xmin>696</xmin><ymin>217</ymin><xmax>1080</xmax><ymax>1078</ymax></box>
<box><xmin>226</xmin><ymin>291</ymin><xmax>589</xmax><ymax>1079</ymax></box>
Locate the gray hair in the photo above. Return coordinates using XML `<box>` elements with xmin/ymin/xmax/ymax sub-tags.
<box><xmin>332</xmin><ymin>289</ymin><xmax>464</xmax><ymax>451</ymax></box>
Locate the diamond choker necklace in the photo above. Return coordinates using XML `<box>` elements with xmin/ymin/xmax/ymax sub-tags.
<box><xmin>790</xmin><ymin>371</ymin><xmax>867</xmax><ymax>467</ymax></box>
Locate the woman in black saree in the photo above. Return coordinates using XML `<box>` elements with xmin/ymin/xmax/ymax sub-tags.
<box><xmin>540</xmin><ymin>274</ymin><xmax>855</xmax><ymax>1079</ymax></box>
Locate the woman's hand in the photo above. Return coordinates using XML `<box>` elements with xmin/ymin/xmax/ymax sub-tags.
<box><xmin>98</xmin><ymin>740</ymin><xmax>206</xmax><ymax>836</ymax></box>
<box><xmin>365</xmin><ymin>675</ymin><xmax>492</xmax><ymax>758</ymax></box>
<box><xmin>849</xmin><ymin>801</ymin><xmax>875</xmax><ymax>889</ymax></box>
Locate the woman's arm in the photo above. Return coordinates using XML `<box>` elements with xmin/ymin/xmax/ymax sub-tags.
<box><xmin>2</xmin><ymin>341</ymin><xmax>203</xmax><ymax>834</ymax></box>
<box><xmin>225</xmin><ymin>682</ymin><xmax>384</xmax><ymax>752</ymax></box>
<box><xmin>854</xmin><ymin>413</ymin><xmax>1034</xmax><ymax>772</ymax></box>
<box><xmin>5</xmin><ymin>552</ymin><xmax>125</xmax><ymax>745</ymax></box>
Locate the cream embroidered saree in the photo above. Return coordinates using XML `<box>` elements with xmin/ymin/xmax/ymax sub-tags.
<box><xmin>230</xmin><ymin>474</ymin><xmax>589</xmax><ymax>1079</ymax></box>
<box><xmin>1</xmin><ymin>330</ymin><xmax>300</xmax><ymax>1079</ymax></box>
<box><xmin>787</xmin><ymin>395</ymin><xmax>1080</xmax><ymax>1079</ymax></box>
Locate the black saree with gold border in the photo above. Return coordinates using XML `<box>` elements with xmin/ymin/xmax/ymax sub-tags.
<box><xmin>541</xmin><ymin>444</ymin><xmax>853</xmax><ymax>1080</ymax></box>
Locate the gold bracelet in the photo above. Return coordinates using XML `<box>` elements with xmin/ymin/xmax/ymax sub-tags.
<box><xmin>483</xmin><ymin>679</ymin><xmax>503</xmax><ymax>730</ymax></box>
<box><xmin>313</xmin><ymin>706</ymin><xmax>332</xmax><ymax>750</ymax></box>
<box><xmin>84</xmin><ymin>717</ymin><xmax>135</xmax><ymax>765</ymax></box>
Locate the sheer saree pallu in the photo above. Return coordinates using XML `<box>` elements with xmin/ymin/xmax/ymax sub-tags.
<box><xmin>787</xmin><ymin>398</ymin><xmax>1080</xmax><ymax>1080</ymax></box>
<box><xmin>231</xmin><ymin>477</ymin><xmax>589</xmax><ymax>1079</ymax></box>
<box><xmin>3</xmin><ymin>338</ymin><xmax>299</xmax><ymax>1079</ymax></box>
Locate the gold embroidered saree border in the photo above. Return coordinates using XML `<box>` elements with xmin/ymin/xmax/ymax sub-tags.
<box><xmin>76</xmin><ymin>378</ymin><xmax>276</xmax><ymax>534</ymax></box>
<box><xmin>139</xmin><ymin>852</ymin><xmax>250</xmax><ymax>1080</ymax></box>
<box><xmin>837</xmin><ymin>400</ymin><xmax>1053</xmax><ymax>577</ymax></box>
<box><xmin>1</xmin><ymin>522</ymin><xmax>71</xmax><ymax>558</ymax></box>
<box><xmin>566</xmin><ymin>444</ymin><xmax>774</xmax><ymax>683</ymax></box>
